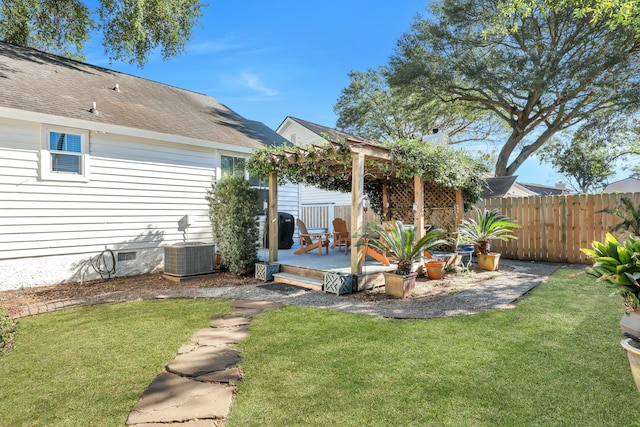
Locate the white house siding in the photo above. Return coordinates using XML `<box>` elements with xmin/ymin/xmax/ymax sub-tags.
<box><xmin>277</xmin><ymin>120</ymin><xmax>321</xmax><ymax>146</ymax></box>
<box><xmin>0</xmin><ymin>116</ymin><xmax>291</xmax><ymax>290</ymax></box>
<box><xmin>300</xmin><ymin>184</ymin><xmax>352</xmax><ymax>206</ymax></box>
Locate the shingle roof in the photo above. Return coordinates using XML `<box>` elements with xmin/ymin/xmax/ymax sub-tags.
<box><xmin>481</xmin><ymin>176</ymin><xmax>518</xmax><ymax>198</ymax></box>
<box><xmin>287</xmin><ymin>116</ymin><xmax>371</xmax><ymax>143</ymax></box>
<box><xmin>0</xmin><ymin>42</ymin><xmax>285</xmax><ymax>149</ymax></box>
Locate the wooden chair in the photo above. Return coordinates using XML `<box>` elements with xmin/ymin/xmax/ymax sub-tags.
<box><xmin>360</xmin><ymin>237</ymin><xmax>392</xmax><ymax>266</ymax></box>
<box><xmin>331</xmin><ymin>218</ymin><xmax>351</xmax><ymax>254</ymax></box>
<box><xmin>293</xmin><ymin>219</ymin><xmax>330</xmax><ymax>255</ymax></box>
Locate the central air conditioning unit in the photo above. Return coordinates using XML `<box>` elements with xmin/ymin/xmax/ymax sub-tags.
<box><xmin>164</xmin><ymin>242</ymin><xmax>215</xmax><ymax>277</ymax></box>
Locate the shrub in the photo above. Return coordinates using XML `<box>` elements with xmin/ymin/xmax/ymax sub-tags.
<box><xmin>0</xmin><ymin>307</ymin><xmax>16</xmax><ymax>355</ymax></box>
<box><xmin>206</xmin><ymin>175</ymin><xmax>260</xmax><ymax>275</ymax></box>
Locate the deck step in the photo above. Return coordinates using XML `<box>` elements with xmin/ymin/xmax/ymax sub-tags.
<box><xmin>271</xmin><ymin>272</ymin><xmax>323</xmax><ymax>291</ymax></box>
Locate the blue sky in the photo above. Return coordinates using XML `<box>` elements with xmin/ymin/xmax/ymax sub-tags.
<box><xmin>83</xmin><ymin>1</ymin><xmax>624</xmax><ymax>188</ymax></box>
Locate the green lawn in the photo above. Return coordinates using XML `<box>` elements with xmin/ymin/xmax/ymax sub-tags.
<box><xmin>0</xmin><ymin>268</ymin><xmax>635</xmax><ymax>426</ymax></box>
<box><xmin>0</xmin><ymin>299</ymin><xmax>232</xmax><ymax>426</ymax></box>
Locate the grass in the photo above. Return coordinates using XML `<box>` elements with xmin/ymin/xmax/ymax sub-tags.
<box><xmin>0</xmin><ymin>268</ymin><xmax>635</xmax><ymax>426</ymax></box>
<box><xmin>0</xmin><ymin>298</ymin><xmax>231</xmax><ymax>426</ymax></box>
<box><xmin>229</xmin><ymin>268</ymin><xmax>634</xmax><ymax>426</ymax></box>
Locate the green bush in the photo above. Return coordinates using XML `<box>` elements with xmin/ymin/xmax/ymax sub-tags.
<box><xmin>206</xmin><ymin>175</ymin><xmax>260</xmax><ymax>275</ymax></box>
<box><xmin>0</xmin><ymin>307</ymin><xmax>16</xmax><ymax>355</ymax></box>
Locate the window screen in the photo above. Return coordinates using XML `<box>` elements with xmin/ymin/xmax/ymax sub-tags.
<box><xmin>49</xmin><ymin>131</ymin><xmax>82</xmax><ymax>174</ymax></box>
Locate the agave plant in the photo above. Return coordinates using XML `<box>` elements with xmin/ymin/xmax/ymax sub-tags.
<box><xmin>582</xmin><ymin>232</ymin><xmax>640</xmax><ymax>312</ymax></box>
<box><xmin>456</xmin><ymin>208</ymin><xmax>521</xmax><ymax>254</ymax></box>
<box><xmin>358</xmin><ymin>220</ymin><xmax>448</xmax><ymax>275</ymax></box>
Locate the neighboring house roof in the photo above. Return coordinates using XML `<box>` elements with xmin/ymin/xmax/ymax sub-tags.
<box><xmin>0</xmin><ymin>41</ymin><xmax>284</xmax><ymax>148</ymax></box>
<box><xmin>520</xmin><ymin>182</ymin><xmax>569</xmax><ymax>196</ymax></box>
<box><xmin>481</xmin><ymin>176</ymin><xmax>538</xmax><ymax>198</ymax></box>
<box><xmin>481</xmin><ymin>176</ymin><xmax>517</xmax><ymax>198</ymax></box>
<box><xmin>278</xmin><ymin>116</ymin><xmax>371</xmax><ymax>144</ymax></box>
<box><xmin>604</xmin><ymin>177</ymin><xmax>640</xmax><ymax>193</ymax></box>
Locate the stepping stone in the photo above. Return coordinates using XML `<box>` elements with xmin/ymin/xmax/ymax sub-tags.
<box><xmin>177</xmin><ymin>343</ymin><xmax>198</xmax><ymax>354</ymax></box>
<box><xmin>192</xmin><ymin>326</ymin><xmax>249</xmax><ymax>346</ymax></box>
<box><xmin>134</xmin><ymin>421</ymin><xmax>216</xmax><ymax>427</ymax></box>
<box><xmin>167</xmin><ymin>346</ymin><xmax>240</xmax><ymax>377</ymax></box>
<box><xmin>209</xmin><ymin>315</ymin><xmax>250</xmax><ymax>328</ymax></box>
<box><xmin>230</xmin><ymin>307</ymin><xmax>265</xmax><ymax>317</ymax></box>
<box><xmin>195</xmin><ymin>366</ymin><xmax>242</xmax><ymax>383</ymax></box>
<box><xmin>232</xmin><ymin>299</ymin><xmax>284</xmax><ymax>310</ymax></box>
<box><xmin>126</xmin><ymin>372</ymin><xmax>233</xmax><ymax>425</ymax></box>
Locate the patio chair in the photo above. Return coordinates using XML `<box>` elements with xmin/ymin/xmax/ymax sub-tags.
<box><xmin>360</xmin><ymin>238</ymin><xmax>392</xmax><ymax>266</ymax></box>
<box><xmin>331</xmin><ymin>217</ymin><xmax>351</xmax><ymax>254</ymax></box>
<box><xmin>293</xmin><ymin>219</ymin><xmax>330</xmax><ymax>255</ymax></box>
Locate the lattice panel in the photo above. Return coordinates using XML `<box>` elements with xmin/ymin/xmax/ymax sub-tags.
<box><xmin>386</xmin><ymin>179</ymin><xmax>458</xmax><ymax>232</ymax></box>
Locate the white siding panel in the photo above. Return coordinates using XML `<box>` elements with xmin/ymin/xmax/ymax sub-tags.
<box><xmin>301</xmin><ymin>184</ymin><xmax>352</xmax><ymax>205</ymax></box>
<box><xmin>0</xmin><ymin>117</ymin><xmax>300</xmax><ymax>288</ymax></box>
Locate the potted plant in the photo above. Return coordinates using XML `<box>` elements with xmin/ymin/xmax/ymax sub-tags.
<box><xmin>456</xmin><ymin>208</ymin><xmax>521</xmax><ymax>271</ymax></box>
<box><xmin>581</xmin><ymin>232</ymin><xmax>640</xmax><ymax>338</ymax></box>
<box><xmin>358</xmin><ymin>220</ymin><xmax>448</xmax><ymax>297</ymax></box>
<box><xmin>582</xmin><ymin>232</ymin><xmax>640</xmax><ymax>392</ymax></box>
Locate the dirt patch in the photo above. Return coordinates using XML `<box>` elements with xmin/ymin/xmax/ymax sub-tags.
<box><xmin>0</xmin><ymin>265</ymin><xmax>510</xmax><ymax>311</ymax></box>
<box><xmin>0</xmin><ymin>271</ymin><xmax>259</xmax><ymax>311</ymax></box>
<box><xmin>347</xmin><ymin>266</ymin><xmax>509</xmax><ymax>302</ymax></box>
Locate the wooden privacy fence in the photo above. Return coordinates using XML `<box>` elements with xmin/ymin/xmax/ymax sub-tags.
<box><xmin>301</xmin><ymin>193</ymin><xmax>639</xmax><ymax>264</ymax></box>
<box><xmin>475</xmin><ymin>192</ymin><xmax>640</xmax><ymax>264</ymax></box>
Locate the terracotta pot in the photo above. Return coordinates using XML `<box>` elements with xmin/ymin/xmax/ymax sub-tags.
<box><xmin>383</xmin><ymin>272</ymin><xmax>417</xmax><ymax>298</ymax></box>
<box><xmin>477</xmin><ymin>252</ymin><xmax>501</xmax><ymax>271</ymax></box>
<box><xmin>425</xmin><ymin>260</ymin><xmax>446</xmax><ymax>280</ymax></box>
<box><xmin>621</xmin><ymin>338</ymin><xmax>640</xmax><ymax>392</ymax></box>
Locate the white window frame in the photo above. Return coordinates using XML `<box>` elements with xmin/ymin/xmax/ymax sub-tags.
<box><xmin>219</xmin><ymin>153</ymin><xmax>269</xmax><ymax>213</ymax></box>
<box><xmin>40</xmin><ymin>125</ymin><xmax>90</xmax><ymax>182</ymax></box>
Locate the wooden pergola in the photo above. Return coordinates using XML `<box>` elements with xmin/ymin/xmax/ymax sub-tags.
<box><xmin>265</xmin><ymin>139</ymin><xmax>464</xmax><ymax>276</ymax></box>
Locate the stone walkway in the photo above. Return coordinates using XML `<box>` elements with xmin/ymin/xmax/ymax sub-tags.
<box><xmin>126</xmin><ymin>299</ymin><xmax>283</xmax><ymax>427</ymax></box>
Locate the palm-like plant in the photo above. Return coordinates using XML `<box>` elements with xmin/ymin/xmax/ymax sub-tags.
<box><xmin>598</xmin><ymin>197</ymin><xmax>640</xmax><ymax>235</ymax></box>
<box><xmin>582</xmin><ymin>232</ymin><xmax>640</xmax><ymax>312</ymax></box>
<box><xmin>456</xmin><ymin>208</ymin><xmax>521</xmax><ymax>254</ymax></box>
<box><xmin>359</xmin><ymin>220</ymin><xmax>448</xmax><ymax>275</ymax></box>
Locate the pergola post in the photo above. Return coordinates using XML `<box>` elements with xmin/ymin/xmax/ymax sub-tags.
<box><xmin>455</xmin><ymin>189</ymin><xmax>464</xmax><ymax>225</ymax></box>
<box><xmin>350</xmin><ymin>152</ymin><xmax>365</xmax><ymax>275</ymax></box>
<box><xmin>414</xmin><ymin>175</ymin><xmax>425</xmax><ymax>240</ymax></box>
<box><xmin>268</xmin><ymin>171</ymin><xmax>278</xmax><ymax>262</ymax></box>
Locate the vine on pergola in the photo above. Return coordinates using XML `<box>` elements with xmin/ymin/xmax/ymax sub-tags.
<box><xmin>247</xmin><ymin>139</ymin><xmax>488</xmax><ymax>215</ymax></box>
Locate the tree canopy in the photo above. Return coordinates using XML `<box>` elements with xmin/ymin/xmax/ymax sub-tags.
<box><xmin>334</xmin><ymin>66</ymin><xmax>493</xmax><ymax>144</ymax></box>
<box><xmin>487</xmin><ymin>0</ymin><xmax>640</xmax><ymax>36</ymax></box>
<box><xmin>0</xmin><ymin>0</ymin><xmax>204</xmax><ymax>66</ymax></box>
<box><xmin>537</xmin><ymin>116</ymin><xmax>640</xmax><ymax>193</ymax></box>
<box><xmin>389</xmin><ymin>0</ymin><xmax>640</xmax><ymax>177</ymax></box>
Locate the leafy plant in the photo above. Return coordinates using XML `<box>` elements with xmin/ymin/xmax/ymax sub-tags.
<box><xmin>246</xmin><ymin>139</ymin><xmax>488</xmax><ymax>213</ymax></box>
<box><xmin>358</xmin><ymin>220</ymin><xmax>448</xmax><ymax>275</ymax></box>
<box><xmin>456</xmin><ymin>208</ymin><xmax>521</xmax><ymax>254</ymax></box>
<box><xmin>0</xmin><ymin>306</ymin><xmax>16</xmax><ymax>355</ymax></box>
<box><xmin>206</xmin><ymin>175</ymin><xmax>259</xmax><ymax>275</ymax></box>
<box><xmin>581</xmin><ymin>232</ymin><xmax>640</xmax><ymax>312</ymax></box>
<box><xmin>598</xmin><ymin>196</ymin><xmax>640</xmax><ymax>235</ymax></box>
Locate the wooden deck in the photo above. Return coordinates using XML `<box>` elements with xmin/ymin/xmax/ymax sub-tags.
<box><xmin>257</xmin><ymin>245</ymin><xmax>396</xmax><ymax>292</ymax></box>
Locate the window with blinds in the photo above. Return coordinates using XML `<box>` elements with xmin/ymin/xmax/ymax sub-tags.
<box><xmin>40</xmin><ymin>125</ymin><xmax>89</xmax><ymax>182</ymax></box>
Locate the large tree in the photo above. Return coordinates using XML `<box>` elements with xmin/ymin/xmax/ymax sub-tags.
<box><xmin>487</xmin><ymin>0</ymin><xmax>640</xmax><ymax>36</ymax></box>
<box><xmin>0</xmin><ymin>0</ymin><xmax>204</xmax><ymax>66</ymax></box>
<box><xmin>538</xmin><ymin>116</ymin><xmax>640</xmax><ymax>192</ymax></box>
<box><xmin>334</xmin><ymin>66</ymin><xmax>493</xmax><ymax>143</ymax></box>
<box><xmin>389</xmin><ymin>0</ymin><xmax>640</xmax><ymax>177</ymax></box>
